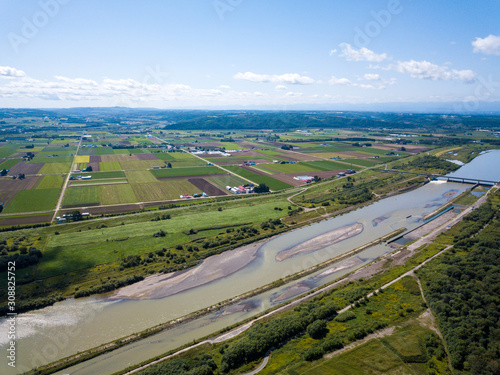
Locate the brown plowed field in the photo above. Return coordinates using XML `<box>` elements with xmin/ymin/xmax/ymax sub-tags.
<box><xmin>133</xmin><ymin>153</ymin><xmax>159</xmax><ymax>160</ymax></box>
<box><xmin>0</xmin><ymin>176</ymin><xmax>41</xmax><ymax>206</ymax></box>
<box><xmin>89</xmin><ymin>155</ymin><xmax>101</xmax><ymax>163</ymax></box>
<box><xmin>8</xmin><ymin>162</ymin><xmax>43</xmax><ymax>175</ymax></box>
<box><xmin>88</xmin><ymin>162</ymin><xmax>100</xmax><ymax>171</ymax></box>
<box><xmin>0</xmin><ymin>214</ymin><xmax>52</xmax><ymax>227</ymax></box>
<box><xmin>188</xmin><ymin>178</ymin><xmax>228</xmax><ymax>196</ymax></box>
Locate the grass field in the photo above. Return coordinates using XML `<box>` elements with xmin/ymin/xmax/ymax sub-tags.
<box><xmin>36</xmin><ymin>175</ymin><xmax>64</xmax><ymax>189</ymax></box>
<box><xmin>125</xmin><ymin>170</ymin><xmax>157</xmax><ymax>183</ymax></box>
<box><xmin>113</xmin><ymin>148</ymin><xmax>149</xmax><ymax>154</ymax></box>
<box><xmin>0</xmin><ymin>158</ymin><xmax>21</xmax><ymax>170</ymax></box>
<box><xmin>305</xmin><ymin>160</ymin><xmax>354</xmax><ymax>171</ymax></box>
<box><xmin>0</xmin><ymin>144</ymin><xmax>19</xmax><ymax>158</ymax></box>
<box><xmin>263</xmin><ymin>162</ymin><xmax>321</xmax><ymax>173</ymax></box>
<box><xmin>251</xmin><ymin>165</ymin><xmax>279</xmax><ymax>174</ymax></box>
<box><xmin>99</xmin><ymin>184</ymin><xmax>137</xmax><ymax>205</ymax></box>
<box><xmin>71</xmin><ymin>179</ymin><xmax>128</xmax><ymax>186</ymax></box>
<box><xmin>75</xmin><ymin>171</ymin><xmax>126</xmax><ymax>179</ymax></box>
<box><xmin>131</xmin><ymin>180</ymin><xmax>202</xmax><ymax>201</ymax></box>
<box><xmin>75</xmin><ymin>155</ymin><xmax>89</xmax><ymax>163</ymax></box>
<box><xmin>152</xmin><ymin>152</ymin><xmax>175</xmax><ymax>161</ymax></box>
<box><xmin>3</xmin><ymin>189</ymin><xmax>60</xmax><ymax>213</ymax></box>
<box><xmin>39</xmin><ymin>162</ymin><xmax>72</xmax><ymax>174</ymax></box>
<box><xmin>341</xmin><ymin>158</ymin><xmax>381</xmax><ymax>167</ymax></box>
<box><xmin>99</xmin><ymin>161</ymin><xmax>122</xmax><ymax>171</ymax></box>
<box><xmin>150</xmin><ymin>166</ymin><xmax>226</xmax><ymax>178</ymax></box>
<box><xmin>208</xmin><ymin>175</ymin><xmax>248</xmax><ymax>189</ymax></box>
<box><xmin>28</xmin><ymin>156</ymin><xmax>74</xmax><ymax>163</ymax></box>
<box><xmin>224</xmin><ymin>166</ymin><xmax>292</xmax><ymax>190</ymax></box>
<box><xmin>38</xmin><ymin>200</ymin><xmax>290</xmax><ymax>277</ymax></box>
<box><xmin>94</xmin><ymin>147</ymin><xmax>115</xmax><ymax>155</ymax></box>
<box><xmin>119</xmin><ymin>159</ymin><xmax>164</xmax><ymax>170</ymax></box>
<box><xmin>63</xmin><ymin>186</ymin><xmax>101</xmax><ymax>206</ymax></box>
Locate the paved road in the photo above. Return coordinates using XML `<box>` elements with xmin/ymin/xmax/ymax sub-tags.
<box><xmin>52</xmin><ymin>134</ymin><xmax>83</xmax><ymax>221</ymax></box>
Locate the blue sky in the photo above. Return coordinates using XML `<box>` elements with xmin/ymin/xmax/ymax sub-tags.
<box><xmin>0</xmin><ymin>0</ymin><xmax>499</xmax><ymax>111</ymax></box>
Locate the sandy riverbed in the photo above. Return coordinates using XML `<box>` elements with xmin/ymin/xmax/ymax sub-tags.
<box><xmin>110</xmin><ymin>242</ymin><xmax>262</xmax><ymax>300</ymax></box>
<box><xmin>275</xmin><ymin>223</ymin><xmax>364</xmax><ymax>262</ymax></box>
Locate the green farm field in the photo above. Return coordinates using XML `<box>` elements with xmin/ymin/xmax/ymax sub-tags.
<box><xmin>341</xmin><ymin>158</ymin><xmax>381</xmax><ymax>167</ymax></box>
<box><xmin>151</xmin><ymin>166</ymin><xmax>226</xmax><ymax>178</ymax></box>
<box><xmin>208</xmin><ymin>175</ymin><xmax>248</xmax><ymax>189</ymax></box>
<box><xmin>62</xmin><ymin>186</ymin><xmax>100</xmax><ymax>206</ymax></box>
<box><xmin>119</xmin><ymin>159</ymin><xmax>163</xmax><ymax>170</ymax></box>
<box><xmin>131</xmin><ymin>180</ymin><xmax>201</xmax><ymax>201</ymax></box>
<box><xmin>70</xmin><ymin>179</ymin><xmax>128</xmax><ymax>186</ymax></box>
<box><xmin>125</xmin><ymin>170</ymin><xmax>157</xmax><ymax>183</ymax></box>
<box><xmin>36</xmin><ymin>175</ymin><xmax>64</xmax><ymax>189</ymax></box>
<box><xmin>99</xmin><ymin>184</ymin><xmax>137</xmax><ymax>205</ymax></box>
<box><xmin>224</xmin><ymin>166</ymin><xmax>292</xmax><ymax>190</ymax></box>
<box><xmin>99</xmin><ymin>161</ymin><xmax>122</xmax><ymax>171</ymax></box>
<box><xmin>0</xmin><ymin>159</ymin><xmax>21</xmax><ymax>170</ymax></box>
<box><xmin>75</xmin><ymin>171</ymin><xmax>126</xmax><ymax>179</ymax></box>
<box><xmin>262</xmin><ymin>162</ymin><xmax>321</xmax><ymax>174</ymax></box>
<box><xmin>28</xmin><ymin>156</ymin><xmax>74</xmax><ymax>163</ymax></box>
<box><xmin>39</xmin><ymin>162</ymin><xmax>72</xmax><ymax>174</ymax></box>
<box><xmin>38</xmin><ymin>199</ymin><xmax>290</xmax><ymax>278</ymax></box>
<box><xmin>3</xmin><ymin>189</ymin><xmax>60</xmax><ymax>213</ymax></box>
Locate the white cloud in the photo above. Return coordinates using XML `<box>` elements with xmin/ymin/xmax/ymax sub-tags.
<box><xmin>328</xmin><ymin>76</ymin><xmax>353</xmax><ymax>86</ymax></box>
<box><xmin>275</xmin><ymin>84</ymin><xmax>288</xmax><ymax>90</ymax></box>
<box><xmin>338</xmin><ymin>43</ymin><xmax>387</xmax><ymax>62</ymax></box>
<box><xmin>363</xmin><ymin>73</ymin><xmax>380</xmax><ymax>81</ymax></box>
<box><xmin>329</xmin><ymin>49</ymin><xmax>337</xmax><ymax>56</ymax></box>
<box><xmin>233</xmin><ymin>72</ymin><xmax>315</xmax><ymax>84</ymax></box>
<box><xmin>0</xmin><ymin>66</ymin><xmax>26</xmax><ymax>77</ymax></box>
<box><xmin>285</xmin><ymin>91</ymin><xmax>303</xmax><ymax>97</ymax></box>
<box><xmin>219</xmin><ymin>85</ymin><xmax>231</xmax><ymax>89</ymax></box>
<box><xmin>472</xmin><ymin>35</ymin><xmax>500</xmax><ymax>56</ymax></box>
<box><xmin>389</xmin><ymin>60</ymin><xmax>476</xmax><ymax>83</ymax></box>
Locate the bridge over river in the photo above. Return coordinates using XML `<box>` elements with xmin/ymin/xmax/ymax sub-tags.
<box><xmin>370</xmin><ymin>168</ymin><xmax>499</xmax><ymax>186</ymax></box>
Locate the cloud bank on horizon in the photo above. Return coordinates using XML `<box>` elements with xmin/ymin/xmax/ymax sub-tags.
<box><xmin>0</xmin><ymin>0</ymin><xmax>498</xmax><ymax>110</ymax></box>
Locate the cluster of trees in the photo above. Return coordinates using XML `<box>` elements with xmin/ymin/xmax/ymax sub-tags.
<box><xmin>0</xmin><ymin>247</ymin><xmax>43</xmax><ymax>271</ymax></box>
<box><xmin>74</xmin><ymin>275</ymin><xmax>144</xmax><ymax>298</ymax></box>
<box><xmin>141</xmin><ymin>355</ymin><xmax>217</xmax><ymax>375</ymax></box>
<box><xmin>395</xmin><ymin>155</ymin><xmax>459</xmax><ymax>174</ymax></box>
<box><xmin>420</xmin><ymin>201</ymin><xmax>500</xmax><ymax>374</ymax></box>
<box><xmin>220</xmin><ymin>302</ymin><xmax>338</xmax><ymax>371</ymax></box>
<box><xmin>254</xmin><ymin>183</ymin><xmax>270</xmax><ymax>193</ymax></box>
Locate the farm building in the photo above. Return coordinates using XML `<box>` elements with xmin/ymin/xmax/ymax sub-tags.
<box><xmin>293</xmin><ymin>176</ymin><xmax>315</xmax><ymax>183</ymax></box>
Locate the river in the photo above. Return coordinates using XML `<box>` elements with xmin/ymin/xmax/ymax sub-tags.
<box><xmin>1</xmin><ymin>149</ymin><xmax>499</xmax><ymax>374</ymax></box>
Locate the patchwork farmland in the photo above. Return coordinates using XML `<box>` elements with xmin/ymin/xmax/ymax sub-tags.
<box><xmin>0</xmin><ymin>125</ymin><xmax>417</xmax><ymax>226</ymax></box>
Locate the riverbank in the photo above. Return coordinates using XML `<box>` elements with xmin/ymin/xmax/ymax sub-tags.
<box><xmin>111</xmin><ymin>242</ymin><xmax>262</xmax><ymax>300</ymax></box>
<box><xmin>26</xmin><ymin>227</ymin><xmax>406</xmax><ymax>375</ymax></box>
<box><xmin>275</xmin><ymin>222</ymin><xmax>364</xmax><ymax>262</ymax></box>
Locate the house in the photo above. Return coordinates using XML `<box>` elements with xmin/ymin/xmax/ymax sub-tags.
<box><xmin>293</xmin><ymin>176</ymin><xmax>315</xmax><ymax>183</ymax></box>
<box><xmin>81</xmin><ymin>175</ymin><xmax>92</xmax><ymax>180</ymax></box>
